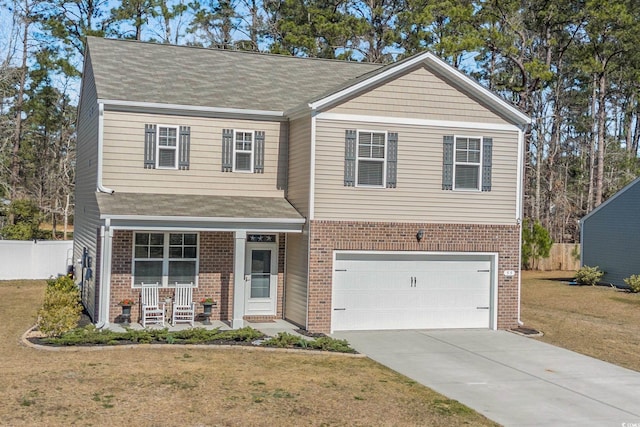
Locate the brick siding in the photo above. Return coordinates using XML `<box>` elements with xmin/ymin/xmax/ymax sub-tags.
<box><xmin>306</xmin><ymin>220</ymin><xmax>521</xmax><ymax>333</ymax></box>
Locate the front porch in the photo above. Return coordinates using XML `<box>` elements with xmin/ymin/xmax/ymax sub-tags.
<box><xmin>93</xmin><ymin>192</ymin><xmax>306</xmax><ymax>331</ymax></box>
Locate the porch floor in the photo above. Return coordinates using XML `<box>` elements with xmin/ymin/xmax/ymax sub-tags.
<box><xmin>106</xmin><ymin>319</ymin><xmax>308</xmax><ymax>339</ymax></box>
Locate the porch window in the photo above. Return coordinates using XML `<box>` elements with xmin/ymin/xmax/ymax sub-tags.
<box><xmin>133</xmin><ymin>232</ymin><xmax>198</xmax><ymax>287</ymax></box>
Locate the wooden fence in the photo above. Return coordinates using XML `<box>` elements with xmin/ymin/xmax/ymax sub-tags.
<box><xmin>533</xmin><ymin>243</ymin><xmax>580</xmax><ymax>271</ymax></box>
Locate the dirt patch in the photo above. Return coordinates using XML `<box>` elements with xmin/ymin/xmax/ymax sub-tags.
<box><xmin>521</xmin><ymin>270</ymin><xmax>640</xmax><ymax>372</ymax></box>
<box><xmin>0</xmin><ymin>280</ymin><xmax>496</xmax><ymax>426</ymax></box>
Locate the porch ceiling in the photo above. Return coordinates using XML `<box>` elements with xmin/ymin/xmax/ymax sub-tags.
<box><xmin>95</xmin><ymin>192</ymin><xmax>305</xmax><ymax>231</ymax></box>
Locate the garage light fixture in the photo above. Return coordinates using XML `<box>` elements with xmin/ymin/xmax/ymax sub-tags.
<box><xmin>416</xmin><ymin>229</ymin><xmax>425</xmax><ymax>242</ymax></box>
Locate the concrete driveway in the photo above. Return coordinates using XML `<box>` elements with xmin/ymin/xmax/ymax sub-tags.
<box><xmin>332</xmin><ymin>330</ymin><xmax>640</xmax><ymax>427</ymax></box>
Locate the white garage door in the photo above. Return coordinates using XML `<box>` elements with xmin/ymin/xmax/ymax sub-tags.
<box><xmin>332</xmin><ymin>252</ymin><xmax>494</xmax><ymax>331</ymax></box>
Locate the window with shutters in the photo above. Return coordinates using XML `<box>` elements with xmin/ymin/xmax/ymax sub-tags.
<box><xmin>145</xmin><ymin>124</ymin><xmax>190</xmax><ymax>170</ymax></box>
<box><xmin>344</xmin><ymin>130</ymin><xmax>397</xmax><ymax>188</ymax></box>
<box><xmin>132</xmin><ymin>232</ymin><xmax>199</xmax><ymax>287</ymax></box>
<box><xmin>442</xmin><ymin>135</ymin><xmax>491</xmax><ymax>192</ymax></box>
<box><xmin>357</xmin><ymin>131</ymin><xmax>386</xmax><ymax>187</ymax></box>
<box><xmin>157</xmin><ymin>125</ymin><xmax>179</xmax><ymax>169</ymax></box>
<box><xmin>234</xmin><ymin>130</ymin><xmax>254</xmax><ymax>172</ymax></box>
<box><xmin>221</xmin><ymin>129</ymin><xmax>264</xmax><ymax>173</ymax></box>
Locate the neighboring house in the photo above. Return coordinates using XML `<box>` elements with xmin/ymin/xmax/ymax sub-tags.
<box><xmin>581</xmin><ymin>177</ymin><xmax>640</xmax><ymax>287</ymax></box>
<box><xmin>74</xmin><ymin>37</ymin><xmax>530</xmax><ymax>333</ymax></box>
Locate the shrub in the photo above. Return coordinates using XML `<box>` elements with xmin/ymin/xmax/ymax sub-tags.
<box><xmin>37</xmin><ymin>276</ymin><xmax>82</xmax><ymax>337</ymax></box>
<box><xmin>575</xmin><ymin>265</ymin><xmax>604</xmax><ymax>286</ymax></box>
<box><xmin>521</xmin><ymin>219</ymin><xmax>553</xmax><ymax>270</ymax></box>
<box><xmin>624</xmin><ymin>275</ymin><xmax>640</xmax><ymax>293</ymax></box>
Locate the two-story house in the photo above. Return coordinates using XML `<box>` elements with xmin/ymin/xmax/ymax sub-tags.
<box><xmin>74</xmin><ymin>37</ymin><xmax>529</xmax><ymax>333</ymax></box>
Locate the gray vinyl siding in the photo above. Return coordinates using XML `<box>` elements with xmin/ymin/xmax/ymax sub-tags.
<box><xmin>328</xmin><ymin>66</ymin><xmax>510</xmax><ymax>125</ymax></box>
<box><xmin>284</xmin><ymin>231</ymin><xmax>308</xmax><ymax>327</ymax></box>
<box><xmin>286</xmin><ymin>116</ymin><xmax>312</xmax><ymax>217</ymax></box>
<box><xmin>313</xmin><ymin>119</ymin><xmax>519</xmax><ymax>224</ymax></box>
<box><xmin>581</xmin><ymin>179</ymin><xmax>640</xmax><ymax>287</ymax></box>
<box><xmin>101</xmin><ymin>111</ymin><xmax>287</xmax><ymax>196</ymax></box>
<box><xmin>74</xmin><ymin>52</ymin><xmax>101</xmax><ymax>320</ymax></box>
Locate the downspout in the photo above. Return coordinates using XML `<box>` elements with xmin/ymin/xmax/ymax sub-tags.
<box><xmin>97</xmin><ymin>102</ymin><xmax>115</xmax><ymax>194</ymax></box>
<box><xmin>96</xmin><ymin>218</ymin><xmax>113</xmax><ymax>328</ymax></box>
<box><xmin>517</xmin><ymin>127</ymin><xmax>525</xmax><ymax>326</ymax></box>
<box><xmin>95</xmin><ymin>101</ymin><xmax>113</xmax><ymax>328</ymax></box>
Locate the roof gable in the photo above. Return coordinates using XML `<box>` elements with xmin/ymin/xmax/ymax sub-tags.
<box><xmin>581</xmin><ymin>176</ymin><xmax>640</xmax><ymax>225</ymax></box>
<box><xmin>306</xmin><ymin>51</ymin><xmax>530</xmax><ymax>126</ymax></box>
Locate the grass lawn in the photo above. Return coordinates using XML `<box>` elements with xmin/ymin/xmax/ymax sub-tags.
<box><xmin>0</xmin><ymin>280</ymin><xmax>496</xmax><ymax>426</ymax></box>
<box><xmin>521</xmin><ymin>270</ymin><xmax>640</xmax><ymax>372</ymax></box>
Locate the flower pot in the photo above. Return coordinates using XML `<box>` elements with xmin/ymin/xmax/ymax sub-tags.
<box><xmin>202</xmin><ymin>303</ymin><xmax>213</xmax><ymax>325</ymax></box>
<box><xmin>121</xmin><ymin>305</ymin><xmax>132</xmax><ymax>325</ymax></box>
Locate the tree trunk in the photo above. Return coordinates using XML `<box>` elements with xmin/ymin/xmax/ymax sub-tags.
<box><xmin>595</xmin><ymin>71</ymin><xmax>606</xmax><ymax>207</ymax></box>
<box><xmin>10</xmin><ymin>9</ymin><xmax>30</xmax><ymax>203</ymax></box>
<box><xmin>587</xmin><ymin>74</ymin><xmax>597</xmax><ymax>213</ymax></box>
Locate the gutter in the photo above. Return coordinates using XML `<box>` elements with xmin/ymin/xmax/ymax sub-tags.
<box><xmin>97</xmin><ymin>102</ymin><xmax>114</xmax><ymax>194</ymax></box>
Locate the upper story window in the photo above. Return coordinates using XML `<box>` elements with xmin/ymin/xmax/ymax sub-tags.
<box><xmin>133</xmin><ymin>232</ymin><xmax>198</xmax><ymax>287</ymax></box>
<box><xmin>234</xmin><ymin>131</ymin><xmax>254</xmax><ymax>172</ymax></box>
<box><xmin>144</xmin><ymin>124</ymin><xmax>190</xmax><ymax>170</ymax></box>
<box><xmin>357</xmin><ymin>131</ymin><xmax>386</xmax><ymax>187</ymax></box>
<box><xmin>344</xmin><ymin>129</ymin><xmax>398</xmax><ymax>188</ymax></box>
<box><xmin>454</xmin><ymin>137</ymin><xmax>482</xmax><ymax>190</ymax></box>
<box><xmin>442</xmin><ymin>135</ymin><xmax>492</xmax><ymax>192</ymax></box>
<box><xmin>222</xmin><ymin>129</ymin><xmax>265</xmax><ymax>174</ymax></box>
<box><xmin>158</xmin><ymin>126</ymin><xmax>179</xmax><ymax>169</ymax></box>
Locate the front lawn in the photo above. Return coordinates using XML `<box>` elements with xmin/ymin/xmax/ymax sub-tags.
<box><xmin>521</xmin><ymin>270</ymin><xmax>640</xmax><ymax>372</ymax></box>
<box><xmin>0</xmin><ymin>280</ymin><xmax>496</xmax><ymax>426</ymax></box>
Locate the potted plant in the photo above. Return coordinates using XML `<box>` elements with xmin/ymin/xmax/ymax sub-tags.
<box><xmin>200</xmin><ymin>297</ymin><xmax>215</xmax><ymax>325</ymax></box>
<box><xmin>119</xmin><ymin>298</ymin><xmax>136</xmax><ymax>325</ymax></box>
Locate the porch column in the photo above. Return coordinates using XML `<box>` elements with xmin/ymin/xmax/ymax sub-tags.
<box><xmin>232</xmin><ymin>230</ymin><xmax>247</xmax><ymax>329</ymax></box>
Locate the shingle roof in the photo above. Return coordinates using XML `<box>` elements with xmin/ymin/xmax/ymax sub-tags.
<box><xmin>87</xmin><ymin>37</ymin><xmax>382</xmax><ymax>112</ymax></box>
<box><xmin>96</xmin><ymin>192</ymin><xmax>304</xmax><ymax>220</ymax></box>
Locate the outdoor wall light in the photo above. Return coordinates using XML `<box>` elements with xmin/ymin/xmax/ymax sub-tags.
<box><xmin>416</xmin><ymin>229</ymin><xmax>425</xmax><ymax>242</ymax></box>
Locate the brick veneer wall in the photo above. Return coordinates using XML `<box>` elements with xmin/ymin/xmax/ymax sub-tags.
<box><xmin>108</xmin><ymin>230</ymin><xmax>285</xmax><ymax>324</ymax></box>
<box><xmin>306</xmin><ymin>220</ymin><xmax>521</xmax><ymax>333</ymax></box>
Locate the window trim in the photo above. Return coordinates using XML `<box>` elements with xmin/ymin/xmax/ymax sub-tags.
<box><xmin>453</xmin><ymin>135</ymin><xmax>483</xmax><ymax>192</ymax></box>
<box><xmin>232</xmin><ymin>129</ymin><xmax>255</xmax><ymax>173</ymax></box>
<box><xmin>355</xmin><ymin>130</ymin><xmax>387</xmax><ymax>188</ymax></box>
<box><xmin>156</xmin><ymin>124</ymin><xmax>180</xmax><ymax>170</ymax></box>
<box><xmin>131</xmin><ymin>232</ymin><xmax>199</xmax><ymax>288</ymax></box>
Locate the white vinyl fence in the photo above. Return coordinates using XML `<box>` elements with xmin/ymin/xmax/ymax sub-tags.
<box><xmin>0</xmin><ymin>240</ymin><xmax>73</xmax><ymax>280</ymax></box>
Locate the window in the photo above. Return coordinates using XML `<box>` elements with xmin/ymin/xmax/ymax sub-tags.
<box><xmin>157</xmin><ymin>126</ymin><xmax>179</xmax><ymax>169</ymax></box>
<box><xmin>133</xmin><ymin>232</ymin><xmax>198</xmax><ymax>287</ymax></box>
<box><xmin>357</xmin><ymin>131</ymin><xmax>386</xmax><ymax>187</ymax></box>
<box><xmin>442</xmin><ymin>135</ymin><xmax>491</xmax><ymax>192</ymax></box>
<box><xmin>234</xmin><ymin>131</ymin><xmax>254</xmax><ymax>172</ymax></box>
<box><xmin>222</xmin><ymin>129</ymin><xmax>265</xmax><ymax>173</ymax></box>
<box><xmin>454</xmin><ymin>136</ymin><xmax>482</xmax><ymax>190</ymax></box>
<box><xmin>344</xmin><ymin>130</ymin><xmax>397</xmax><ymax>188</ymax></box>
<box><xmin>144</xmin><ymin>124</ymin><xmax>190</xmax><ymax>170</ymax></box>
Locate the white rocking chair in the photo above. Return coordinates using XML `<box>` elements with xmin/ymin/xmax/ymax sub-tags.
<box><xmin>141</xmin><ymin>283</ymin><xmax>165</xmax><ymax>327</ymax></box>
<box><xmin>172</xmin><ymin>283</ymin><xmax>195</xmax><ymax>327</ymax></box>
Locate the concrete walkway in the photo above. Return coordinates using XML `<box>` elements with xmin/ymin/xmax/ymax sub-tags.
<box><xmin>333</xmin><ymin>329</ymin><xmax>640</xmax><ymax>427</ymax></box>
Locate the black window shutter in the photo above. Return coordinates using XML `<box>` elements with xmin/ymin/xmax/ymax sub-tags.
<box><xmin>179</xmin><ymin>126</ymin><xmax>190</xmax><ymax>170</ymax></box>
<box><xmin>344</xmin><ymin>130</ymin><xmax>357</xmax><ymax>186</ymax></box>
<box><xmin>442</xmin><ymin>135</ymin><xmax>454</xmax><ymax>190</ymax></box>
<box><xmin>144</xmin><ymin>124</ymin><xmax>157</xmax><ymax>169</ymax></box>
<box><xmin>254</xmin><ymin>131</ymin><xmax>265</xmax><ymax>173</ymax></box>
<box><xmin>386</xmin><ymin>132</ymin><xmax>398</xmax><ymax>188</ymax></box>
<box><xmin>482</xmin><ymin>137</ymin><xmax>493</xmax><ymax>191</ymax></box>
<box><xmin>222</xmin><ymin>129</ymin><xmax>233</xmax><ymax>172</ymax></box>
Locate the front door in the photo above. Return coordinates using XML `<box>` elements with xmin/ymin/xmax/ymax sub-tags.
<box><xmin>244</xmin><ymin>240</ymin><xmax>278</xmax><ymax>316</ymax></box>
